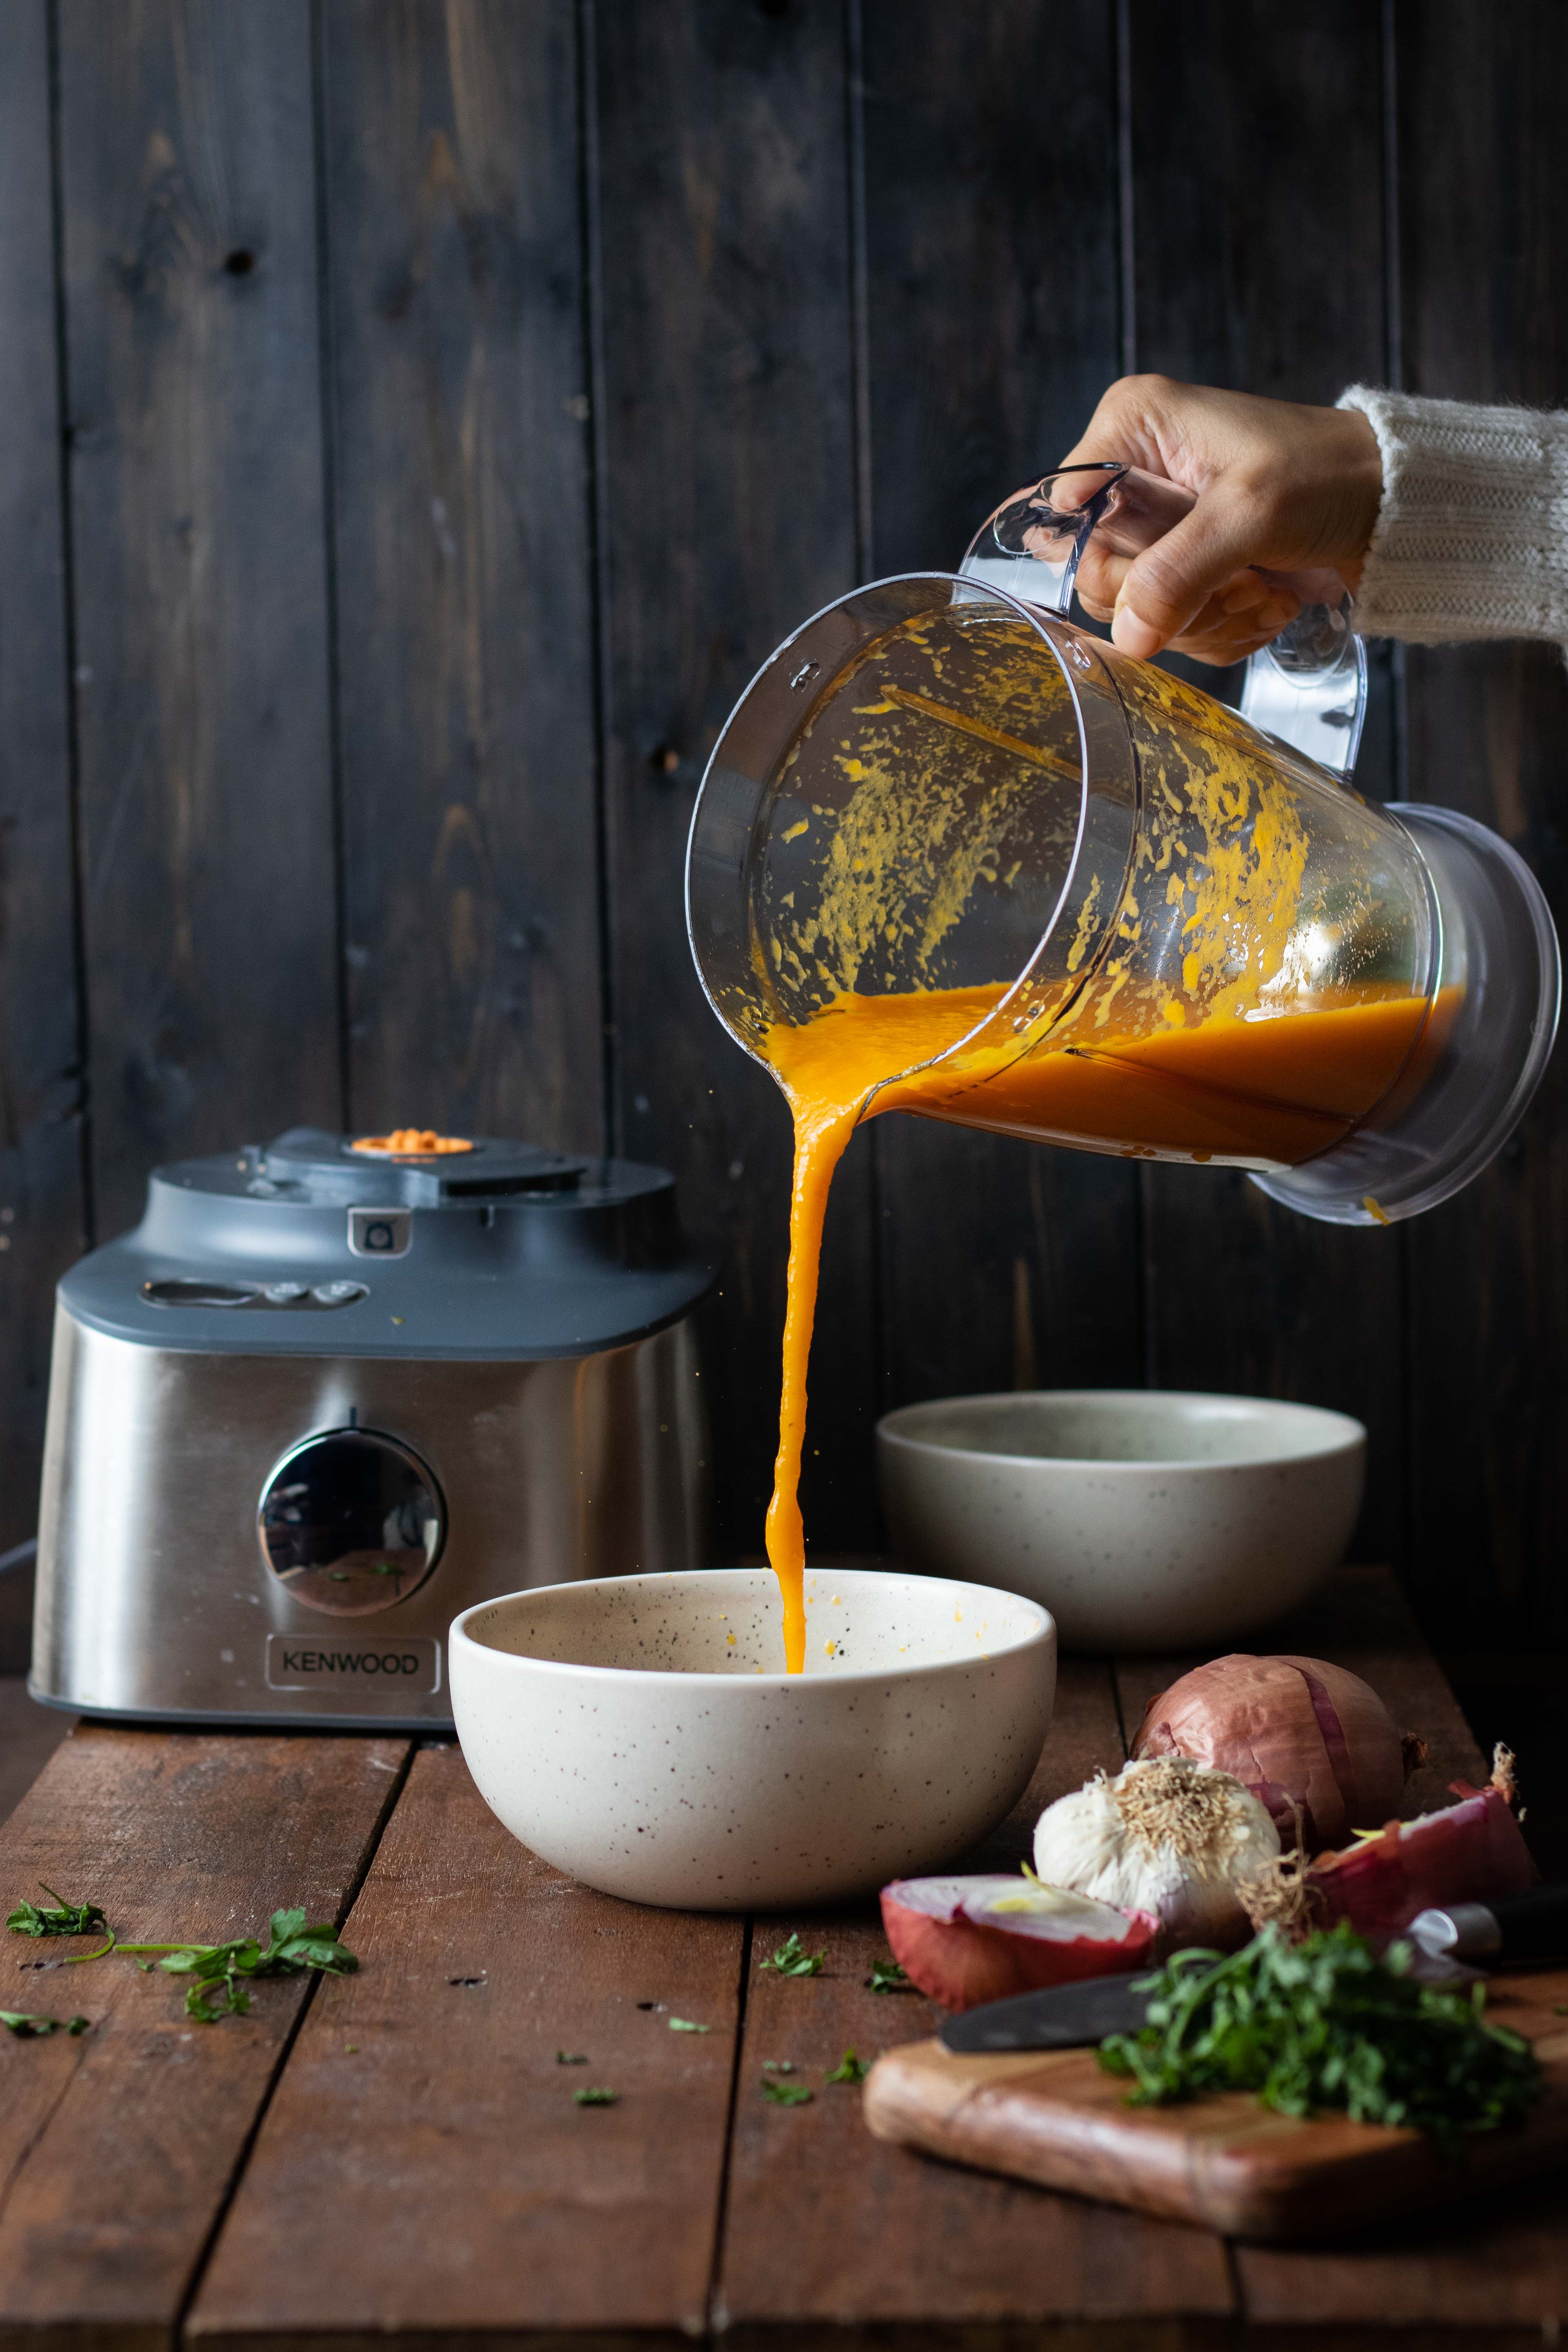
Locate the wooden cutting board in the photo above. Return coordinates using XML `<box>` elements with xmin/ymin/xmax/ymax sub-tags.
<box><xmin>864</xmin><ymin>1965</ymin><xmax>1568</xmax><ymax>2242</ymax></box>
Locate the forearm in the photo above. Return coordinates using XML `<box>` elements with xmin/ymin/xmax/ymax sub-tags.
<box><xmin>1339</xmin><ymin>387</ymin><xmax>1568</xmax><ymax>644</ymax></box>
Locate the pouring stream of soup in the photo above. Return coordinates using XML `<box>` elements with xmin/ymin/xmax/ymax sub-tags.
<box><xmin>759</xmin><ymin>979</ymin><xmax>1438</xmax><ymax>1673</ymax></box>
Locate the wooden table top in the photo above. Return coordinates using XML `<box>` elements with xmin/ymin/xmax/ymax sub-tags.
<box><xmin>0</xmin><ymin>1566</ymin><xmax>1562</xmax><ymax>2350</ymax></box>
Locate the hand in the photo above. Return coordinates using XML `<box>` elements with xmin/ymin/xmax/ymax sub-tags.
<box><xmin>1053</xmin><ymin>376</ymin><xmax>1383</xmax><ymax>666</ymax></box>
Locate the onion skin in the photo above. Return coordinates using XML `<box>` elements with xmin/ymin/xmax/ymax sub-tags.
<box><xmin>880</xmin><ymin>1881</ymin><xmax>1159</xmax><ymax>2013</ymax></box>
<box><xmin>1306</xmin><ymin>1783</ymin><xmax>1534</xmax><ymax>1945</ymax></box>
<box><xmin>1133</xmin><ymin>1653</ymin><xmax>1410</xmax><ymax>1853</ymax></box>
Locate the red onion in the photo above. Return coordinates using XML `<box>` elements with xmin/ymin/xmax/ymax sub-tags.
<box><xmin>1133</xmin><ymin>1653</ymin><xmax>1423</xmax><ymax>1853</ymax></box>
<box><xmin>1304</xmin><ymin>1764</ymin><xmax>1534</xmax><ymax>1945</ymax></box>
<box><xmin>880</xmin><ymin>1875</ymin><xmax>1158</xmax><ymax>2013</ymax></box>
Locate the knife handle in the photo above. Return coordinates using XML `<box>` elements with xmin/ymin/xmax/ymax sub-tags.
<box><xmin>1416</xmin><ymin>1886</ymin><xmax>1568</xmax><ymax>1965</ymax></box>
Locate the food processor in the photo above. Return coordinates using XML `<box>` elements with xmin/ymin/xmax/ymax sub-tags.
<box><xmin>31</xmin><ymin>1128</ymin><xmax>711</xmax><ymax>1727</ymax></box>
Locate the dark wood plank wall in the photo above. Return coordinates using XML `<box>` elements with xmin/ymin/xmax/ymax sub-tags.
<box><xmin>0</xmin><ymin>0</ymin><xmax>1563</xmax><ymax>1646</ymax></box>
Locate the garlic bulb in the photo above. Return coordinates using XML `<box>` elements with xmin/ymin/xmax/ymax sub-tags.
<box><xmin>1032</xmin><ymin>1756</ymin><xmax>1280</xmax><ymax>1951</ymax></box>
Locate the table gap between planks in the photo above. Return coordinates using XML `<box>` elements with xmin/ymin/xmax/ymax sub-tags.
<box><xmin>0</xmin><ymin>1569</ymin><xmax>1561</xmax><ymax>2352</ymax></box>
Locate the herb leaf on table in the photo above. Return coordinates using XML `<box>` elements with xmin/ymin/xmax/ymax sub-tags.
<box><xmin>117</xmin><ymin>1907</ymin><xmax>358</xmax><ymax>2022</ymax></box>
<box><xmin>0</xmin><ymin>2010</ymin><xmax>89</xmax><ymax>2037</ymax></box>
<box><xmin>574</xmin><ymin>2086</ymin><xmax>618</xmax><ymax>2106</ymax></box>
<box><xmin>868</xmin><ymin>1957</ymin><xmax>910</xmax><ymax>1993</ymax></box>
<box><xmin>760</xmin><ymin>1932</ymin><xmax>823</xmax><ymax>1978</ymax></box>
<box><xmin>7</xmin><ymin>1886</ymin><xmax>107</xmax><ymax>1939</ymax></box>
<box><xmin>826</xmin><ymin>2049</ymin><xmax>867</xmax><ymax>2084</ymax></box>
<box><xmin>1099</xmin><ymin>1922</ymin><xmax>1544</xmax><ymax>2151</ymax></box>
<box><xmin>761</xmin><ymin>2077</ymin><xmax>813</xmax><ymax>2105</ymax></box>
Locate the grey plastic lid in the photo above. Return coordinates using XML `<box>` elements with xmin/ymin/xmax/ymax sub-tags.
<box><xmin>59</xmin><ymin>1129</ymin><xmax>713</xmax><ymax>1361</ymax></box>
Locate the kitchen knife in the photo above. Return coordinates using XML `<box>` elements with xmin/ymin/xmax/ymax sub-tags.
<box><xmin>939</xmin><ymin>1885</ymin><xmax>1568</xmax><ymax>2056</ymax></box>
<box><xmin>940</xmin><ymin>1970</ymin><xmax>1152</xmax><ymax>2053</ymax></box>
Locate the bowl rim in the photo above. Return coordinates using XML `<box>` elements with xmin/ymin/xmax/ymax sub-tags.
<box><xmin>449</xmin><ymin>1564</ymin><xmax>1055</xmax><ymax>1690</ymax></box>
<box><xmin>875</xmin><ymin>1387</ymin><xmax>1367</xmax><ymax>1471</ymax></box>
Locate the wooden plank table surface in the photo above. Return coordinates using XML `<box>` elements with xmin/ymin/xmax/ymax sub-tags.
<box><xmin>0</xmin><ymin>1567</ymin><xmax>1561</xmax><ymax>2351</ymax></box>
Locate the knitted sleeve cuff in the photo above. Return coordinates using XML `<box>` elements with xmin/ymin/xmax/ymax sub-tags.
<box><xmin>1337</xmin><ymin>386</ymin><xmax>1568</xmax><ymax>644</ymax></box>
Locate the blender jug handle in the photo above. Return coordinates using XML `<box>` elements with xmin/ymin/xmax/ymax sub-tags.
<box><xmin>961</xmin><ymin>464</ymin><xmax>1368</xmax><ymax>781</ymax></box>
<box><xmin>1236</xmin><ymin>589</ymin><xmax>1368</xmax><ymax>780</ymax></box>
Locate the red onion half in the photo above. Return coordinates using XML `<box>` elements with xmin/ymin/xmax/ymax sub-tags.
<box><xmin>1306</xmin><ymin>1768</ymin><xmax>1534</xmax><ymax>1945</ymax></box>
<box><xmin>1133</xmin><ymin>1653</ymin><xmax>1423</xmax><ymax>1853</ymax></box>
<box><xmin>880</xmin><ymin>1875</ymin><xmax>1158</xmax><ymax>2013</ymax></box>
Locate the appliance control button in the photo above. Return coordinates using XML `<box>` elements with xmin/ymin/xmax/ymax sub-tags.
<box><xmin>262</xmin><ymin>1281</ymin><xmax>310</xmax><ymax>1303</ymax></box>
<box><xmin>257</xmin><ymin>1429</ymin><xmax>445</xmax><ymax>1616</ymax></box>
<box><xmin>311</xmin><ymin>1280</ymin><xmax>367</xmax><ymax>1306</ymax></box>
<box><xmin>143</xmin><ymin>1279</ymin><xmax>260</xmax><ymax>1308</ymax></box>
<box><xmin>348</xmin><ymin>1207</ymin><xmax>411</xmax><ymax>1258</ymax></box>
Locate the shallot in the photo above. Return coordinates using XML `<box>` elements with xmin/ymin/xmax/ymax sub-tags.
<box><xmin>1132</xmin><ymin>1653</ymin><xmax>1425</xmax><ymax>1852</ymax></box>
<box><xmin>1031</xmin><ymin>1756</ymin><xmax>1280</xmax><ymax>1952</ymax></box>
<box><xmin>879</xmin><ymin>1875</ymin><xmax>1157</xmax><ymax>2012</ymax></box>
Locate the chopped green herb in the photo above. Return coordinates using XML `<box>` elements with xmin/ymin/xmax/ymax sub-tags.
<box><xmin>0</xmin><ymin>2010</ymin><xmax>88</xmax><ymax>2038</ymax></box>
<box><xmin>761</xmin><ymin>2057</ymin><xmax>795</xmax><ymax>2073</ymax></box>
<box><xmin>761</xmin><ymin>2077</ymin><xmax>813</xmax><ymax>2105</ymax></box>
<box><xmin>1555</xmin><ymin>2005</ymin><xmax>1568</xmax><ymax>2018</ymax></box>
<box><xmin>826</xmin><ymin>2050</ymin><xmax>867</xmax><ymax>2084</ymax></box>
<box><xmin>868</xmin><ymin>1957</ymin><xmax>910</xmax><ymax>1993</ymax></box>
<box><xmin>669</xmin><ymin>2017</ymin><xmax>710</xmax><ymax>2033</ymax></box>
<box><xmin>574</xmin><ymin>2086</ymin><xmax>618</xmax><ymax>2106</ymax></box>
<box><xmin>7</xmin><ymin>1886</ymin><xmax>107</xmax><ymax>1940</ymax></box>
<box><xmin>761</xmin><ymin>1931</ymin><xmax>824</xmax><ymax>1978</ymax></box>
<box><xmin>556</xmin><ymin>2049</ymin><xmax>589</xmax><ymax>2065</ymax></box>
<box><xmin>346</xmin><ymin>2044</ymin><xmax>359</xmax><ymax>2053</ymax></box>
<box><xmin>115</xmin><ymin>1906</ymin><xmax>357</xmax><ymax>2022</ymax></box>
<box><xmin>1099</xmin><ymin>1923</ymin><xmax>1544</xmax><ymax>2154</ymax></box>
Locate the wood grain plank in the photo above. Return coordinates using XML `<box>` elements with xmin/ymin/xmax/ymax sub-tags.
<box><xmin>593</xmin><ymin>0</ymin><xmax>878</xmax><ymax>1562</ymax></box>
<box><xmin>715</xmin><ymin>1659</ymin><xmax>1235</xmax><ymax>2337</ymax></box>
<box><xmin>862</xmin><ymin>0</ymin><xmax>1144</xmax><ymax>1431</ymax></box>
<box><xmin>1126</xmin><ymin>0</ymin><xmax>1408</xmax><ymax>1572</ymax></box>
<box><xmin>1395</xmin><ymin>0</ymin><xmax>1568</xmax><ymax>1655</ymax></box>
<box><xmin>0</xmin><ymin>1723</ymin><xmax>407</xmax><ymax>2350</ymax></box>
<box><xmin>0</xmin><ymin>0</ymin><xmax>87</xmax><ymax>1552</ymax></box>
<box><xmin>1113</xmin><ymin>1566</ymin><xmax>1490</xmax><ymax>1821</ymax></box>
<box><xmin>189</xmin><ymin>1739</ymin><xmax>742</xmax><ymax>2347</ymax></box>
<box><xmin>58</xmin><ymin>0</ymin><xmax>339</xmax><ymax>1237</ymax></box>
<box><xmin>322</xmin><ymin>0</ymin><xmax>604</xmax><ymax>1152</ymax></box>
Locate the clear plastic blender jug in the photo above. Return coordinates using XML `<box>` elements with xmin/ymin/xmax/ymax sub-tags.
<box><xmin>685</xmin><ymin>467</ymin><xmax>1560</xmax><ymax>1222</ymax></box>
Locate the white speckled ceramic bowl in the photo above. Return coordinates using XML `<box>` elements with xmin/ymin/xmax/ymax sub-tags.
<box><xmin>878</xmin><ymin>1391</ymin><xmax>1365</xmax><ymax>1653</ymax></box>
<box><xmin>449</xmin><ymin>1566</ymin><xmax>1055</xmax><ymax>1911</ymax></box>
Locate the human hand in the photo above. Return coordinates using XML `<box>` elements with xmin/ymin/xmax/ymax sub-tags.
<box><xmin>1052</xmin><ymin>376</ymin><xmax>1383</xmax><ymax>666</ymax></box>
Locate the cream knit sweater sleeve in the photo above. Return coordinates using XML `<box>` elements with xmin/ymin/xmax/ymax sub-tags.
<box><xmin>1337</xmin><ymin>386</ymin><xmax>1568</xmax><ymax>644</ymax></box>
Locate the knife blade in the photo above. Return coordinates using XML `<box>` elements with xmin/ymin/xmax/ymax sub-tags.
<box><xmin>939</xmin><ymin>1971</ymin><xmax>1153</xmax><ymax>2054</ymax></box>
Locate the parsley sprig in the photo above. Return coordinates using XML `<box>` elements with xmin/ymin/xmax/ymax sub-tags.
<box><xmin>115</xmin><ymin>1908</ymin><xmax>358</xmax><ymax>2022</ymax></box>
<box><xmin>760</xmin><ymin>1932</ymin><xmax>823</xmax><ymax>1978</ymax></box>
<box><xmin>826</xmin><ymin>2049</ymin><xmax>867</xmax><ymax>2084</ymax></box>
<box><xmin>0</xmin><ymin>2010</ymin><xmax>88</xmax><ymax>2037</ymax></box>
<box><xmin>1099</xmin><ymin>1923</ymin><xmax>1544</xmax><ymax>2152</ymax></box>
<box><xmin>868</xmin><ymin>1957</ymin><xmax>910</xmax><ymax>1993</ymax></box>
<box><xmin>7</xmin><ymin>1886</ymin><xmax>107</xmax><ymax>1940</ymax></box>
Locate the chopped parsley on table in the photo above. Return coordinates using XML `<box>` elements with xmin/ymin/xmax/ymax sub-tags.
<box><xmin>1099</xmin><ymin>1923</ymin><xmax>1543</xmax><ymax>2152</ymax></box>
<box><xmin>826</xmin><ymin>2050</ymin><xmax>867</xmax><ymax>2084</ymax></box>
<box><xmin>574</xmin><ymin>2086</ymin><xmax>618</xmax><ymax>2106</ymax></box>
<box><xmin>761</xmin><ymin>2077</ymin><xmax>813</xmax><ymax>2105</ymax></box>
<box><xmin>7</xmin><ymin>1887</ymin><xmax>107</xmax><ymax>1939</ymax></box>
<box><xmin>0</xmin><ymin>2011</ymin><xmax>88</xmax><ymax>2038</ymax></box>
<box><xmin>868</xmin><ymin>1957</ymin><xmax>910</xmax><ymax>1993</ymax></box>
<box><xmin>761</xmin><ymin>1932</ymin><xmax>824</xmax><ymax>1977</ymax></box>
